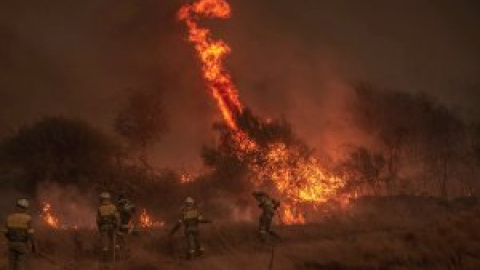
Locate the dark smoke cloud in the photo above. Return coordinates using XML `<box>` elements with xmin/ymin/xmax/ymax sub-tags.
<box><xmin>0</xmin><ymin>0</ymin><xmax>479</xmax><ymax>168</ymax></box>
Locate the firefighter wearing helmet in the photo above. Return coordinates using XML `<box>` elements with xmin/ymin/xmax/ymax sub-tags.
<box><xmin>169</xmin><ymin>197</ymin><xmax>212</xmax><ymax>260</ymax></box>
<box><xmin>96</xmin><ymin>192</ymin><xmax>120</xmax><ymax>262</ymax></box>
<box><xmin>116</xmin><ymin>193</ymin><xmax>136</xmax><ymax>253</ymax></box>
<box><xmin>4</xmin><ymin>198</ymin><xmax>36</xmax><ymax>270</ymax></box>
<box><xmin>252</xmin><ymin>191</ymin><xmax>280</xmax><ymax>241</ymax></box>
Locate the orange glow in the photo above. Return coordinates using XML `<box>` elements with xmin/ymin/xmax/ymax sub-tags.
<box><xmin>139</xmin><ymin>208</ymin><xmax>165</xmax><ymax>228</ymax></box>
<box><xmin>180</xmin><ymin>173</ymin><xmax>195</xmax><ymax>184</ymax></box>
<box><xmin>251</xmin><ymin>143</ymin><xmax>344</xmax><ymax>203</ymax></box>
<box><xmin>178</xmin><ymin>0</ymin><xmax>346</xmax><ymax>224</ymax></box>
<box><xmin>282</xmin><ymin>204</ymin><xmax>306</xmax><ymax>225</ymax></box>
<box><xmin>40</xmin><ymin>202</ymin><xmax>60</xmax><ymax>228</ymax></box>
<box><xmin>179</xmin><ymin>167</ymin><xmax>207</xmax><ymax>184</ymax></box>
<box><xmin>246</xmin><ymin>143</ymin><xmax>345</xmax><ymax>224</ymax></box>
<box><xmin>178</xmin><ymin>0</ymin><xmax>242</xmax><ymax>130</ymax></box>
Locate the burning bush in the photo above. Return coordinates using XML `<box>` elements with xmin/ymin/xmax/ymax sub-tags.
<box><xmin>178</xmin><ymin>0</ymin><xmax>347</xmax><ymax>224</ymax></box>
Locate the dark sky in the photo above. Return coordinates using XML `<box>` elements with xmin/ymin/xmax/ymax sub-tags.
<box><xmin>1</xmin><ymin>0</ymin><xmax>479</xmax><ymax>168</ymax></box>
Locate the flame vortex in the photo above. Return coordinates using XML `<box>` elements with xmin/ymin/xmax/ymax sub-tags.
<box><xmin>178</xmin><ymin>0</ymin><xmax>345</xmax><ymax>224</ymax></box>
<box><xmin>178</xmin><ymin>0</ymin><xmax>242</xmax><ymax>130</ymax></box>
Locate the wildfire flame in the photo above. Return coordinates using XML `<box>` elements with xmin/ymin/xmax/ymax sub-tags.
<box><xmin>178</xmin><ymin>0</ymin><xmax>242</xmax><ymax>130</ymax></box>
<box><xmin>282</xmin><ymin>204</ymin><xmax>306</xmax><ymax>225</ymax></box>
<box><xmin>179</xmin><ymin>167</ymin><xmax>207</xmax><ymax>184</ymax></box>
<box><xmin>40</xmin><ymin>202</ymin><xmax>60</xmax><ymax>228</ymax></box>
<box><xmin>178</xmin><ymin>0</ymin><xmax>345</xmax><ymax>224</ymax></box>
<box><xmin>180</xmin><ymin>173</ymin><xmax>196</xmax><ymax>184</ymax></box>
<box><xmin>139</xmin><ymin>208</ymin><xmax>165</xmax><ymax>228</ymax></box>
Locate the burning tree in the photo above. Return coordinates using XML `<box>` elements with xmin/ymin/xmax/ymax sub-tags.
<box><xmin>178</xmin><ymin>0</ymin><xmax>346</xmax><ymax>223</ymax></box>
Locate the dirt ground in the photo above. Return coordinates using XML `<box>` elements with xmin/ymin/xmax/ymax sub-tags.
<box><xmin>1</xmin><ymin>196</ymin><xmax>480</xmax><ymax>270</ymax></box>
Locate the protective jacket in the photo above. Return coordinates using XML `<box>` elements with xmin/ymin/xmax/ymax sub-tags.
<box><xmin>96</xmin><ymin>202</ymin><xmax>120</xmax><ymax>231</ymax></box>
<box><xmin>257</xmin><ymin>196</ymin><xmax>280</xmax><ymax>217</ymax></box>
<box><xmin>170</xmin><ymin>207</ymin><xmax>211</xmax><ymax>235</ymax></box>
<box><xmin>4</xmin><ymin>212</ymin><xmax>35</xmax><ymax>243</ymax></box>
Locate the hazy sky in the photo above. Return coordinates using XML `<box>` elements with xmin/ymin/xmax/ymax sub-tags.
<box><xmin>1</xmin><ymin>0</ymin><xmax>479</xmax><ymax>168</ymax></box>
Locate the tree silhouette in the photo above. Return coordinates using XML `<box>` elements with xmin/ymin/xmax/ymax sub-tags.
<box><xmin>1</xmin><ymin>117</ymin><xmax>117</xmax><ymax>193</ymax></box>
<box><xmin>114</xmin><ymin>89</ymin><xmax>168</xmax><ymax>169</ymax></box>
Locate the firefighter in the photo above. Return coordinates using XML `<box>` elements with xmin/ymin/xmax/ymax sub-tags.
<box><xmin>252</xmin><ymin>191</ymin><xmax>280</xmax><ymax>241</ymax></box>
<box><xmin>116</xmin><ymin>194</ymin><xmax>136</xmax><ymax>252</ymax></box>
<box><xmin>96</xmin><ymin>192</ymin><xmax>120</xmax><ymax>262</ymax></box>
<box><xmin>169</xmin><ymin>197</ymin><xmax>211</xmax><ymax>260</ymax></box>
<box><xmin>4</xmin><ymin>198</ymin><xmax>36</xmax><ymax>270</ymax></box>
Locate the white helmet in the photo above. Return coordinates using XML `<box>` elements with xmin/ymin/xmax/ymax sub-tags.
<box><xmin>184</xmin><ymin>197</ymin><xmax>195</xmax><ymax>204</ymax></box>
<box><xmin>100</xmin><ymin>192</ymin><xmax>111</xmax><ymax>200</ymax></box>
<box><xmin>16</xmin><ymin>198</ymin><xmax>29</xmax><ymax>209</ymax></box>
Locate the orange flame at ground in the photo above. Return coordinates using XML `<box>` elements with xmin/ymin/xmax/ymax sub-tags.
<box><xmin>178</xmin><ymin>0</ymin><xmax>345</xmax><ymax>224</ymax></box>
<box><xmin>252</xmin><ymin>143</ymin><xmax>344</xmax><ymax>201</ymax></box>
<box><xmin>40</xmin><ymin>202</ymin><xmax>60</xmax><ymax>228</ymax></box>
<box><xmin>180</xmin><ymin>173</ymin><xmax>195</xmax><ymax>184</ymax></box>
<box><xmin>139</xmin><ymin>208</ymin><xmax>165</xmax><ymax>228</ymax></box>
<box><xmin>282</xmin><ymin>204</ymin><xmax>306</xmax><ymax>225</ymax></box>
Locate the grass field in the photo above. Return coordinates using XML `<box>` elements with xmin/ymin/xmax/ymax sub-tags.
<box><xmin>1</xmin><ymin>196</ymin><xmax>480</xmax><ymax>270</ymax></box>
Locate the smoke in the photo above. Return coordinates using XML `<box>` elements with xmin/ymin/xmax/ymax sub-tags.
<box><xmin>36</xmin><ymin>182</ymin><xmax>97</xmax><ymax>229</ymax></box>
<box><xmin>1</xmin><ymin>0</ymin><xmax>479</xmax><ymax>169</ymax></box>
<box><xmin>223</xmin><ymin>0</ymin><xmax>480</xmax><ymax>157</ymax></box>
<box><xmin>0</xmin><ymin>183</ymin><xmax>97</xmax><ymax>231</ymax></box>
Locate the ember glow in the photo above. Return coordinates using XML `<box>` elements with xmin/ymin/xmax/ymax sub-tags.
<box><xmin>178</xmin><ymin>0</ymin><xmax>345</xmax><ymax>224</ymax></box>
<box><xmin>282</xmin><ymin>204</ymin><xmax>306</xmax><ymax>225</ymax></box>
<box><xmin>40</xmin><ymin>202</ymin><xmax>60</xmax><ymax>228</ymax></box>
<box><xmin>139</xmin><ymin>208</ymin><xmax>165</xmax><ymax>228</ymax></box>
<box><xmin>179</xmin><ymin>167</ymin><xmax>207</xmax><ymax>184</ymax></box>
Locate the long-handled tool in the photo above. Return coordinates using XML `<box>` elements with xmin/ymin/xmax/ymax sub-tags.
<box><xmin>112</xmin><ymin>230</ymin><xmax>117</xmax><ymax>263</ymax></box>
<box><xmin>268</xmin><ymin>244</ymin><xmax>276</xmax><ymax>270</ymax></box>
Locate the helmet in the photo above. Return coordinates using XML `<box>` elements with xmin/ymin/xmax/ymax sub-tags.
<box><xmin>100</xmin><ymin>192</ymin><xmax>111</xmax><ymax>200</ymax></box>
<box><xmin>184</xmin><ymin>197</ymin><xmax>195</xmax><ymax>205</ymax></box>
<box><xmin>117</xmin><ymin>194</ymin><xmax>126</xmax><ymax>203</ymax></box>
<box><xmin>16</xmin><ymin>198</ymin><xmax>29</xmax><ymax>209</ymax></box>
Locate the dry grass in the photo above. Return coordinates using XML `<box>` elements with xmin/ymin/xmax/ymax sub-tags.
<box><xmin>1</xmin><ymin>196</ymin><xmax>480</xmax><ymax>270</ymax></box>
